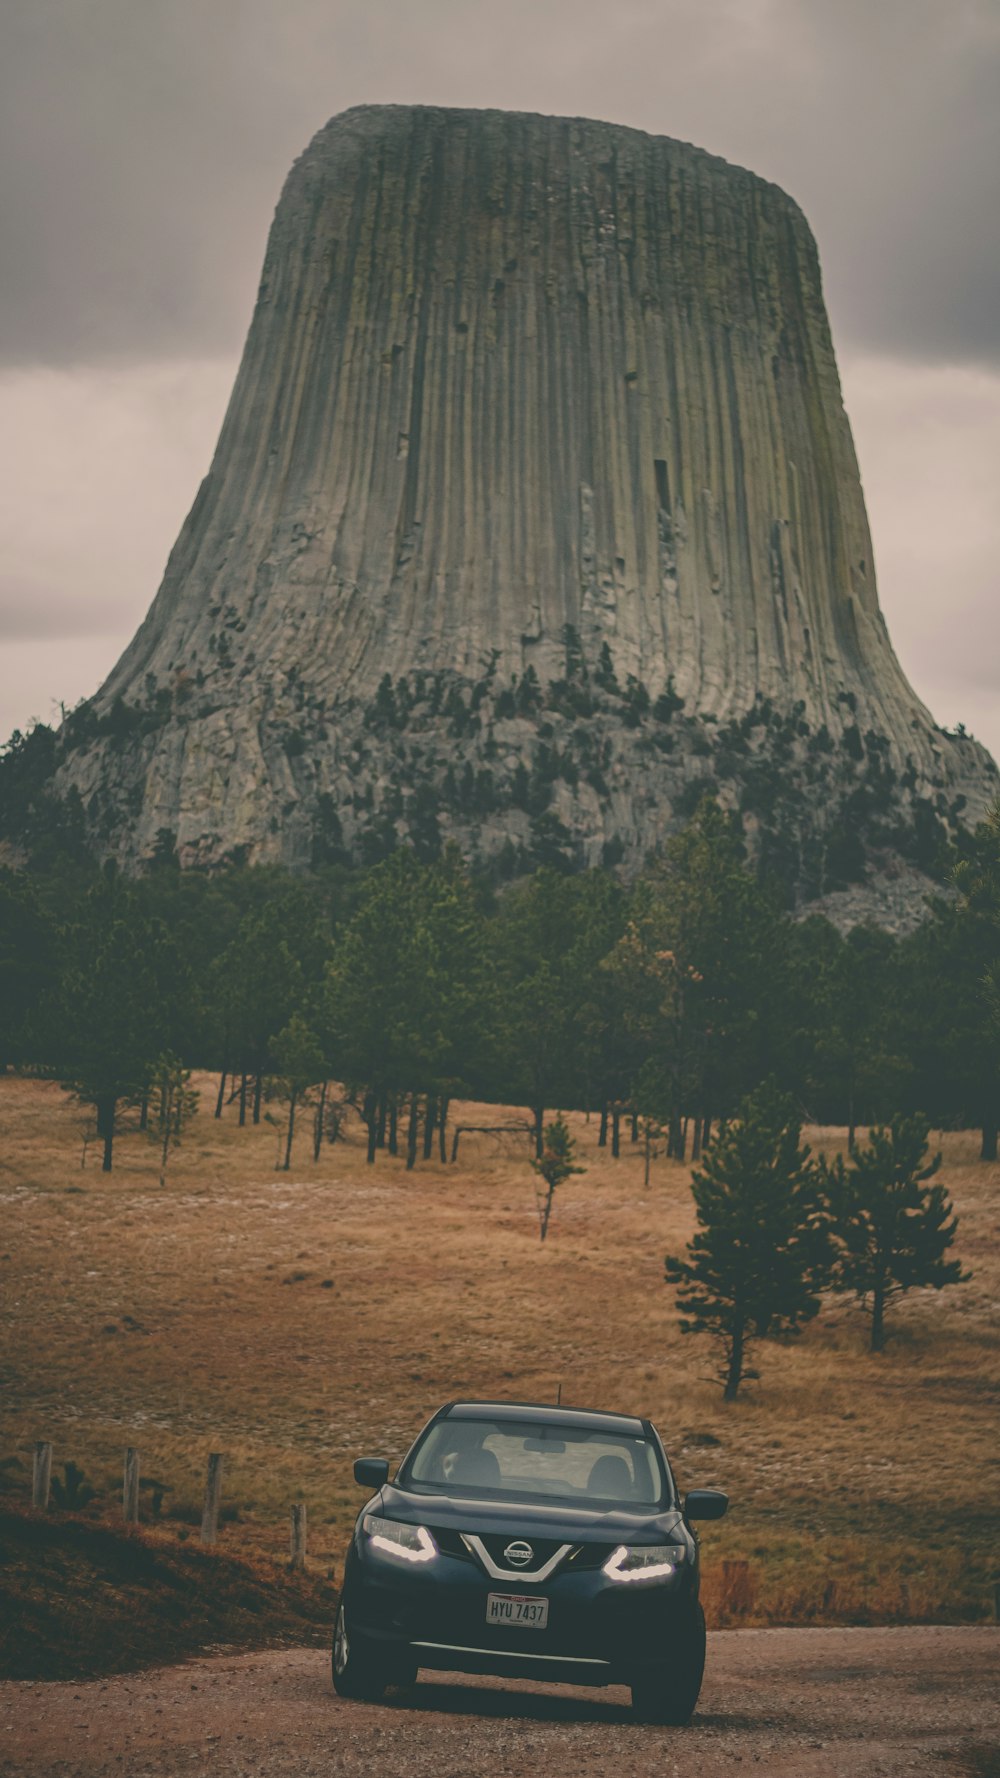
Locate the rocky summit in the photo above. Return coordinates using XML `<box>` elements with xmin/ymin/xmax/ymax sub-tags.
<box><xmin>53</xmin><ymin>105</ymin><xmax>996</xmax><ymax>899</ymax></box>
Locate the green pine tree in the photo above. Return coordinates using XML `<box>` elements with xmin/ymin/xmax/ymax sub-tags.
<box><xmin>664</xmin><ymin>1083</ymin><xmax>829</xmax><ymax>1399</ymax></box>
<box><xmin>148</xmin><ymin>1051</ymin><xmax>199</xmax><ymax>1186</ymax></box>
<box><xmin>530</xmin><ymin>1113</ymin><xmax>585</xmax><ymax>1241</ymax></box>
<box><xmin>325</xmin><ymin>848</ymin><xmax>492</xmax><ymax>1164</ymax></box>
<box><xmin>790</xmin><ymin>919</ymin><xmax>910</xmax><ymax>1149</ymax></box>
<box><xmin>610</xmin><ymin>798</ymin><xmax>785</xmax><ymax>1158</ymax></box>
<box><xmin>56</xmin><ymin>876</ymin><xmax>173</xmax><ymax>1170</ymax></box>
<box><xmin>951</xmin><ymin>801</ymin><xmax>1000</xmax><ymax>1158</ymax></box>
<box><xmin>822</xmin><ymin>1115</ymin><xmax>969</xmax><ymax>1351</ymax></box>
<box><xmin>0</xmin><ymin>870</ymin><xmax>58</xmax><ymax>1068</ymax></box>
<box><xmin>212</xmin><ymin>904</ymin><xmax>306</xmax><ymax>1125</ymax></box>
<box><xmin>269</xmin><ymin>1013</ymin><xmax>328</xmax><ymax>1171</ymax></box>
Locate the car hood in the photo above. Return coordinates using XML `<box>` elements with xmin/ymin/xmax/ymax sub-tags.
<box><xmin>376</xmin><ymin>1481</ymin><xmax>683</xmax><ymax>1543</ymax></box>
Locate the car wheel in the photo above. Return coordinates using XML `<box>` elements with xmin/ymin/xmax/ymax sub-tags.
<box><xmin>631</xmin><ymin>1600</ymin><xmax>707</xmax><ymax>1725</ymax></box>
<box><xmin>331</xmin><ymin>1601</ymin><xmax>387</xmax><ymax>1701</ymax></box>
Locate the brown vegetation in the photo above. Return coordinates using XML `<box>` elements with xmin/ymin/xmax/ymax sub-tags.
<box><xmin>1</xmin><ymin>1073</ymin><xmax>997</xmax><ymax>1667</ymax></box>
<box><xmin>0</xmin><ymin>1508</ymin><xmax>334</xmax><ymax>1679</ymax></box>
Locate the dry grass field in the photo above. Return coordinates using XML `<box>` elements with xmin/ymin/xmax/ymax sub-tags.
<box><xmin>2</xmin><ymin>1073</ymin><xmax>998</xmax><ymax>1632</ymax></box>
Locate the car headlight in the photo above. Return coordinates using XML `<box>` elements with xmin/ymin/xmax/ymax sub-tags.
<box><xmin>363</xmin><ymin>1514</ymin><xmax>437</xmax><ymax>1564</ymax></box>
<box><xmin>603</xmin><ymin>1543</ymin><xmax>687</xmax><ymax>1583</ymax></box>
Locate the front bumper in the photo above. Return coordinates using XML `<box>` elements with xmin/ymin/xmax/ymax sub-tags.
<box><xmin>343</xmin><ymin>1532</ymin><xmax>697</xmax><ymax>1685</ymax></box>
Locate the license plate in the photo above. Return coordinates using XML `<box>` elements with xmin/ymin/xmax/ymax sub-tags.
<box><xmin>486</xmin><ymin>1593</ymin><xmax>549</xmax><ymax>1630</ymax></box>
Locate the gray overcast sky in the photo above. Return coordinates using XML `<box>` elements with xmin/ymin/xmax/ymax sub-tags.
<box><xmin>1</xmin><ymin>0</ymin><xmax>998</xmax><ymax>754</ymax></box>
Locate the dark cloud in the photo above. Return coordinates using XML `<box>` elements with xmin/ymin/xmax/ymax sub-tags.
<box><xmin>0</xmin><ymin>0</ymin><xmax>997</xmax><ymax>370</ymax></box>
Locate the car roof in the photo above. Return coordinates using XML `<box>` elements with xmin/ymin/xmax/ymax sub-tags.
<box><xmin>440</xmin><ymin>1399</ymin><xmax>649</xmax><ymax>1437</ymax></box>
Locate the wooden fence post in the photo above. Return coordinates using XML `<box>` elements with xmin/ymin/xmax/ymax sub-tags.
<box><xmin>32</xmin><ymin>1442</ymin><xmax>52</xmax><ymax>1509</ymax></box>
<box><xmin>123</xmin><ymin>1447</ymin><xmax>140</xmax><ymax>1524</ymax></box>
<box><xmin>200</xmin><ymin>1453</ymin><xmax>224</xmax><ymax>1545</ymax></box>
<box><xmin>290</xmin><ymin>1502</ymin><xmax>307</xmax><ymax>1571</ymax></box>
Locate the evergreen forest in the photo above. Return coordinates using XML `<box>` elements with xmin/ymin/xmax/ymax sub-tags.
<box><xmin>3</xmin><ymin>793</ymin><xmax>998</xmax><ymax>1179</ymax></box>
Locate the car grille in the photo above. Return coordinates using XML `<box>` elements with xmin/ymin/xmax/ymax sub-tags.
<box><xmin>428</xmin><ymin>1529</ymin><xmax>620</xmax><ymax>1576</ymax></box>
<box><xmin>475</xmin><ymin>1533</ymin><xmax>568</xmax><ymax>1572</ymax></box>
<box><xmin>429</xmin><ymin>1525</ymin><xmax>476</xmax><ymax>1562</ymax></box>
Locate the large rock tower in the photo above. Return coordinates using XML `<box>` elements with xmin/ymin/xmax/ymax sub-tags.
<box><xmin>55</xmin><ymin>106</ymin><xmax>996</xmax><ymax>898</ymax></box>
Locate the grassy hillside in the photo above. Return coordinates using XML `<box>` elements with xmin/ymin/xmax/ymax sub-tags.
<box><xmin>0</xmin><ymin>1508</ymin><xmax>335</xmax><ymax>1679</ymax></box>
<box><xmin>2</xmin><ymin>1074</ymin><xmax>997</xmax><ymax>1657</ymax></box>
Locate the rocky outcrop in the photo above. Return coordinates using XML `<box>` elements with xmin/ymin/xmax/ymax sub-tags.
<box><xmin>54</xmin><ymin>105</ymin><xmax>997</xmax><ymax>886</ymax></box>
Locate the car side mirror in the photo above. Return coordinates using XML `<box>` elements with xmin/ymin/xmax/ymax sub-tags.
<box><xmin>684</xmin><ymin>1488</ymin><xmax>729</xmax><ymax>1520</ymax></box>
<box><xmin>354</xmin><ymin>1457</ymin><xmax>390</xmax><ymax>1488</ymax></box>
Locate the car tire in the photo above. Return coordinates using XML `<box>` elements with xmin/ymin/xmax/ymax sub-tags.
<box><xmin>630</xmin><ymin>1600</ymin><xmax>707</xmax><ymax>1725</ymax></box>
<box><xmin>331</xmin><ymin>1601</ymin><xmax>387</xmax><ymax>1701</ymax></box>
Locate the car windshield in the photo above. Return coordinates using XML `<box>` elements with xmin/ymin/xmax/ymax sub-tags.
<box><xmin>403</xmin><ymin>1417</ymin><xmax>666</xmax><ymax>1507</ymax></box>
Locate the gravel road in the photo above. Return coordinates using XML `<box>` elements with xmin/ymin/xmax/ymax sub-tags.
<box><xmin>2</xmin><ymin>1628</ymin><xmax>997</xmax><ymax>1778</ymax></box>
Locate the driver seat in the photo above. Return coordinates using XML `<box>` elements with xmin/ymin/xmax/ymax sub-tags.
<box><xmin>586</xmin><ymin>1453</ymin><xmax>633</xmax><ymax>1498</ymax></box>
<box><xmin>448</xmin><ymin>1449</ymin><xmax>502</xmax><ymax>1487</ymax></box>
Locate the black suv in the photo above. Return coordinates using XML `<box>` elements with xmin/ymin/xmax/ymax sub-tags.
<box><xmin>333</xmin><ymin>1399</ymin><xmax>728</xmax><ymax>1723</ymax></box>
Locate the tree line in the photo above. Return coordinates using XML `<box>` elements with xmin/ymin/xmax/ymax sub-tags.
<box><xmin>1</xmin><ymin>797</ymin><xmax>999</xmax><ymax>1174</ymax></box>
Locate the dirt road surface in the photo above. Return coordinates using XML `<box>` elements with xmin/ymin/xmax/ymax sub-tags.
<box><xmin>1</xmin><ymin>1628</ymin><xmax>997</xmax><ymax>1778</ymax></box>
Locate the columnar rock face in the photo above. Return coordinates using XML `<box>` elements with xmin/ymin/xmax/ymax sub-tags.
<box><xmin>57</xmin><ymin>105</ymin><xmax>996</xmax><ymax>896</ymax></box>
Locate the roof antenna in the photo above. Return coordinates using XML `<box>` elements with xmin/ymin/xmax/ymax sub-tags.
<box><xmin>556</xmin><ymin>1381</ymin><xmax>562</xmax><ymax>1406</ymax></box>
